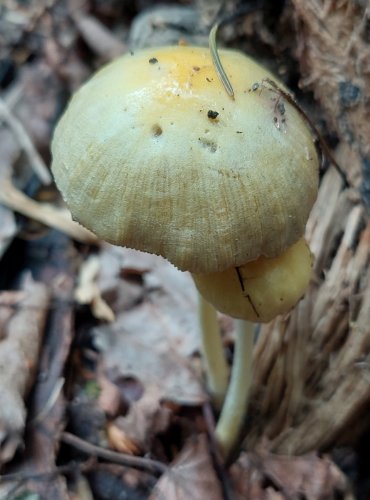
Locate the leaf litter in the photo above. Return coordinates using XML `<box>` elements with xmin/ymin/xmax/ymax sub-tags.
<box><xmin>92</xmin><ymin>246</ymin><xmax>207</xmax><ymax>455</ymax></box>
<box><xmin>0</xmin><ymin>0</ymin><xmax>364</xmax><ymax>498</ymax></box>
<box><xmin>151</xmin><ymin>434</ymin><xmax>223</xmax><ymax>500</ymax></box>
<box><xmin>230</xmin><ymin>451</ymin><xmax>352</xmax><ymax>500</ymax></box>
<box><xmin>0</xmin><ymin>275</ymin><xmax>49</xmax><ymax>465</ymax></box>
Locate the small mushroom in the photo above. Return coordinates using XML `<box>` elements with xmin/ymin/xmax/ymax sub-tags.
<box><xmin>194</xmin><ymin>237</ymin><xmax>313</xmax><ymax>460</ymax></box>
<box><xmin>193</xmin><ymin>238</ymin><xmax>313</xmax><ymax>323</ymax></box>
<box><xmin>51</xmin><ymin>44</ymin><xmax>319</xmax><ymax>461</ymax></box>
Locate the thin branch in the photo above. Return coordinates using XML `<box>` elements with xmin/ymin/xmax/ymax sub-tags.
<box><xmin>61</xmin><ymin>432</ymin><xmax>167</xmax><ymax>477</ymax></box>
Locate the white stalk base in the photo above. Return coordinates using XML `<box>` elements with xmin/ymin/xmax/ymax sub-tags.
<box><xmin>215</xmin><ymin>319</ymin><xmax>254</xmax><ymax>461</ymax></box>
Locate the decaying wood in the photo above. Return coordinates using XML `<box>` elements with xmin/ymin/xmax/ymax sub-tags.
<box><xmin>230</xmin><ymin>450</ymin><xmax>353</xmax><ymax>499</ymax></box>
<box><xmin>248</xmin><ymin>174</ymin><xmax>370</xmax><ymax>454</ymax></box>
<box><xmin>0</xmin><ymin>233</ymin><xmax>77</xmax><ymax>499</ymax></box>
<box><xmin>245</xmin><ymin>0</ymin><xmax>370</xmax><ymax>455</ymax></box>
<box><xmin>0</xmin><ymin>275</ymin><xmax>49</xmax><ymax>465</ymax></box>
<box><xmin>291</xmin><ymin>0</ymin><xmax>370</xmax><ymax>204</ymax></box>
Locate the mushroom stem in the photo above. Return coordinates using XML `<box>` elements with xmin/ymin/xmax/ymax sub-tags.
<box><xmin>215</xmin><ymin>319</ymin><xmax>254</xmax><ymax>462</ymax></box>
<box><xmin>198</xmin><ymin>294</ymin><xmax>229</xmax><ymax>409</ymax></box>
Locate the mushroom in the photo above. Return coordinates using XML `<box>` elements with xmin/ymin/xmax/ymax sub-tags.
<box><xmin>194</xmin><ymin>237</ymin><xmax>313</xmax><ymax>459</ymax></box>
<box><xmin>193</xmin><ymin>238</ymin><xmax>313</xmax><ymax>324</ymax></box>
<box><xmin>51</xmin><ymin>43</ymin><xmax>319</xmax><ymax>461</ymax></box>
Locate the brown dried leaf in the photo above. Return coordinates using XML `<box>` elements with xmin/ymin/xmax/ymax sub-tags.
<box><xmin>94</xmin><ymin>247</ymin><xmax>205</xmax><ymax>407</ymax></box>
<box><xmin>0</xmin><ymin>236</ymin><xmax>77</xmax><ymax>498</ymax></box>
<box><xmin>93</xmin><ymin>248</ymin><xmax>206</xmax><ymax>451</ymax></box>
<box><xmin>231</xmin><ymin>451</ymin><xmax>353</xmax><ymax>500</ymax></box>
<box><xmin>95</xmin><ymin>307</ymin><xmax>205</xmax><ymax>406</ymax></box>
<box><xmin>111</xmin><ymin>389</ymin><xmax>172</xmax><ymax>452</ymax></box>
<box><xmin>98</xmin><ymin>372</ymin><xmax>124</xmax><ymax>418</ymax></box>
<box><xmin>107</xmin><ymin>421</ymin><xmax>141</xmax><ymax>455</ymax></box>
<box><xmin>151</xmin><ymin>434</ymin><xmax>223</xmax><ymax>500</ymax></box>
<box><xmin>99</xmin><ymin>246</ymin><xmax>202</xmax><ymax>357</ymax></box>
<box><xmin>97</xmin><ymin>245</ymin><xmax>145</xmax><ymax>313</ymax></box>
<box><xmin>0</xmin><ymin>275</ymin><xmax>49</xmax><ymax>465</ymax></box>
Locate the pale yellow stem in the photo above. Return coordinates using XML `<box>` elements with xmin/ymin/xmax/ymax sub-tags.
<box><xmin>215</xmin><ymin>319</ymin><xmax>254</xmax><ymax>462</ymax></box>
<box><xmin>198</xmin><ymin>293</ymin><xmax>229</xmax><ymax>409</ymax></box>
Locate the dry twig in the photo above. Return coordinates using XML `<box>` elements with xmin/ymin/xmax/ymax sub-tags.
<box><xmin>61</xmin><ymin>432</ymin><xmax>167</xmax><ymax>477</ymax></box>
<box><xmin>0</xmin><ymin>178</ymin><xmax>98</xmax><ymax>244</ymax></box>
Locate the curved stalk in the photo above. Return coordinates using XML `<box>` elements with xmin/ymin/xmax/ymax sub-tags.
<box><xmin>198</xmin><ymin>293</ymin><xmax>229</xmax><ymax>409</ymax></box>
<box><xmin>215</xmin><ymin>319</ymin><xmax>255</xmax><ymax>462</ymax></box>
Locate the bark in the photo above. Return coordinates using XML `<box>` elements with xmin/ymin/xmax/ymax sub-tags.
<box><xmin>247</xmin><ymin>0</ymin><xmax>370</xmax><ymax>455</ymax></box>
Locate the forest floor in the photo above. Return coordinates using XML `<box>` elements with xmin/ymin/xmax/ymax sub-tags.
<box><xmin>0</xmin><ymin>1</ymin><xmax>369</xmax><ymax>499</ymax></box>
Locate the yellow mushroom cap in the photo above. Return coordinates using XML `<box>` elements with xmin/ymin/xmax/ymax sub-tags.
<box><xmin>51</xmin><ymin>45</ymin><xmax>319</xmax><ymax>273</ymax></box>
<box><xmin>192</xmin><ymin>238</ymin><xmax>313</xmax><ymax>322</ymax></box>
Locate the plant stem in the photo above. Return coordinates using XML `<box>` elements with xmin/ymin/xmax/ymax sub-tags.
<box><xmin>215</xmin><ymin>319</ymin><xmax>254</xmax><ymax>462</ymax></box>
<box><xmin>198</xmin><ymin>293</ymin><xmax>229</xmax><ymax>409</ymax></box>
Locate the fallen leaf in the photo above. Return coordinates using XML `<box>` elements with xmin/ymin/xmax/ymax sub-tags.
<box><xmin>111</xmin><ymin>389</ymin><xmax>172</xmax><ymax>452</ymax></box>
<box><xmin>151</xmin><ymin>434</ymin><xmax>223</xmax><ymax>500</ymax></box>
<box><xmin>98</xmin><ymin>245</ymin><xmax>203</xmax><ymax>358</ymax></box>
<box><xmin>230</xmin><ymin>451</ymin><xmax>353</xmax><ymax>500</ymax></box>
<box><xmin>92</xmin><ymin>248</ymin><xmax>207</xmax><ymax>453</ymax></box>
<box><xmin>107</xmin><ymin>421</ymin><xmax>141</xmax><ymax>455</ymax></box>
<box><xmin>94</xmin><ymin>311</ymin><xmax>205</xmax><ymax>406</ymax></box>
<box><xmin>0</xmin><ymin>275</ymin><xmax>49</xmax><ymax>465</ymax></box>
<box><xmin>98</xmin><ymin>372</ymin><xmax>125</xmax><ymax>418</ymax></box>
<box><xmin>259</xmin><ymin>451</ymin><xmax>352</xmax><ymax>499</ymax></box>
<box><xmin>98</xmin><ymin>245</ymin><xmax>146</xmax><ymax>313</ymax></box>
<box><xmin>93</xmin><ymin>248</ymin><xmax>206</xmax><ymax>407</ymax></box>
